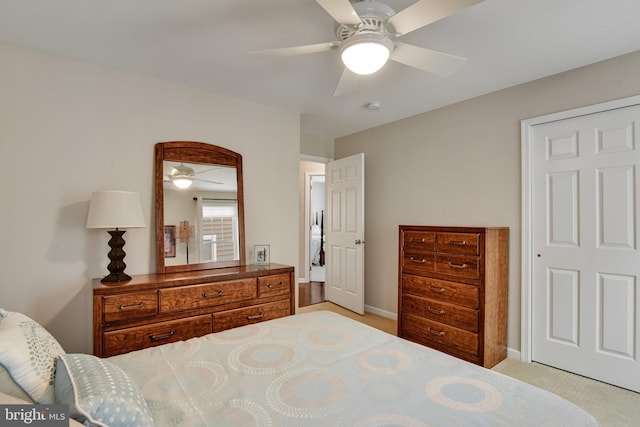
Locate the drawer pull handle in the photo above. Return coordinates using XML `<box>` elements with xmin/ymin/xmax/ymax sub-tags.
<box><xmin>409</xmin><ymin>256</ymin><xmax>426</xmax><ymax>263</ymax></box>
<box><xmin>428</xmin><ymin>306</ymin><xmax>445</xmax><ymax>315</ymax></box>
<box><xmin>428</xmin><ymin>285</ymin><xmax>445</xmax><ymax>294</ymax></box>
<box><xmin>267</xmin><ymin>281</ymin><xmax>284</xmax><ymax>288</ymax></box>
<box><xmin>118</xmin><ymin>302</ymin><xmax>145</xmax><ymax>311</ymax></box>
<box><xmin>246</xmin><ymin>312</ymin><xmax>264</xmax><ymax>321</ymax></box>
<box><xmin>448</xmin><ymin>240</ymin><xmax>468</xmax><ymax>246</ymax></box>
<box><xmin>408</xmin><ymin>237</ymin><xmax>425</xmax><ymax>243</ymax></box>
<box><xmin>202</xmin><ymin>289</ymin><xmax>224</xmax><ymax>298</ymax></box>
<box><xmin>427</xmin><ymin>327</ymin><xmax>445</xmax><ymax>337</ymax></box>
<box><xmin>448</xmin><ymin>262</ymin><xmax>469</xmax><ymax>269</ymax></box>
<box><xmin>149</xmin><ymin>330</ymin><xmax>175</xmax><ymax>341</ymax></box>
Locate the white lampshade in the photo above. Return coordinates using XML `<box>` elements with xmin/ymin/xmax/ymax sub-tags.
<box><xmin>86</xmin><ymin>191</ymin><xmax>146</xmax><ymax>229</ymax></box>
<box><xmin>341</xmin><ymin>33</ymin><xmax>393</xmax><ymax>75</ymax></box>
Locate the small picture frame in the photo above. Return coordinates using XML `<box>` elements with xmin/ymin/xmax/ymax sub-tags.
<box><xmin>164</xmin><ymin>225</ymin><xmax>176</xmax><ymax>258</ymax></box>
<box><xmin>254</xmin><ymin>244</ymin><xmax>270</xmax><ymax>265</ymax></box>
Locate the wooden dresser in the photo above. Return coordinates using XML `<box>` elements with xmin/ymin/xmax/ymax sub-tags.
<box><xmin>93</xmin><ymin>263</ymin><xmax>294</xmax><ymax>357</ymax></box>
<box><xmin>397</xmin><ymin>226</ymin><xmax>508</xmax><ymax>368</ymax></box>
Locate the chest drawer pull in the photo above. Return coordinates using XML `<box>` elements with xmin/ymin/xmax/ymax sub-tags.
<box><xmin>267</xmin><ymin>281</ymin><xmax>284</xmax><ymax>288</ymax></box>
<box><xmin>428</xmin><ymin>285</ymin><xmax>446</xmax><ymax>294</ymax></box>
<box><xmin>202</xmin><ymin>289</ymin><xmax>224</xmax><ymax>298</ymax></box>
<box><xmin>118</xmin><ymin>302</ymin><xmax>145</xmax><ymax>311</ymax></box>
<box><xmin>408</xmin><ymin>237</ymin><xmax>425</xmax><ymax>243</ymax></box>
<box><xmin>428</xmin><ymin>306</ymin><xmax>446</xmax><ymax>315</ymax></box>
<box><xmin>427</xmin><ymin>327</ymin><xmax>445</xmax><ymax>337</ymax></box>
<box><xmin>448</xmin><ymin>240</ymin><xmax>468</xmax><ymax>246</ymax></box>
<box><xmin>149</xmin><ymin>330</ymin><xmax>175</xmax><ymax>341</ymax></box>
<box><xmin>246</xmin><ymin>312</ymin><xmax>264</xmax><ymax>321</ymax></box>
<box><xmin>410</xmin><ymin>256</ymin><xmax>426</xmax><ymax>263</ymax></box>
<box><xmin>447</xmin><ymin>262</ymin><xmax>469</xmax><ymax>269</ymax></box>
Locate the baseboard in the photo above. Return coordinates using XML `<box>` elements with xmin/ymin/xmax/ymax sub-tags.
<box><xmin>507</xmin><ymin>347</ymin><xmax>522</xmax><ymax>361</ymax></box>
<box><xmin>364</xmin><ymin>304</ymin><xmax>398</xmax><ymax>321</ymax></box>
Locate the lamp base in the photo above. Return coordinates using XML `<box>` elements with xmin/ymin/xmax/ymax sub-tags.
<box><xmin>101</xmin><ymin>229</ymin><xmax>132</xmax><ymax>283</ymax></box>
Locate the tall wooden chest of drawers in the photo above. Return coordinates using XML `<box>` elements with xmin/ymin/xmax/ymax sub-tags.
<box><xmin>93</xmin><ymin>263</ymin><xmax>294</xmax><ymax>357</ymax></box>
<box><xmin>398</xmin><ymin>226</ymin><xmax>509</xmax><ymax>368</ymax></box>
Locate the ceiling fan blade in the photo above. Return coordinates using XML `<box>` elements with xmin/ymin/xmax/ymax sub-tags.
<box><xmin>192</xmin><ymin>178</ymin><xmax>223</xmax><ymax>185</ymax></box>
<box><xmin>315</xmin><ymin>0</ymin><xmax>361</xmax><ymax>25</ymax></box>
<box><xmin>333</xmin><ymin>68</ymin><xmax>360</xmax><ymax>97</ymax></box>
<box><xmin>247</xmin><ymin>41</ymin><xmax>338</xmax><ymax>58</ymax></box>
<box><xmin>389</xmin><ymin>0</ymin><xmax>483</xmax><ymax>36</ymax></box>
<box><xmin>390</xmin><ymin>43</ymin><xmax>467</xmax><ymax>77</ymax></box>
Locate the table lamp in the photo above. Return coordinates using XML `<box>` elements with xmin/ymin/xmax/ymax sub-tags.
<box><xmin>86</xmin><ymin>191</ymin><xmax>145</xmax><ymax>283</ymax></box>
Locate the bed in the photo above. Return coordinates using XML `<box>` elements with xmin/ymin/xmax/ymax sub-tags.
<box><xmin>0</xmin><ymin>309</ymin><xmax>599</xmax><ymax>427</ymax></box>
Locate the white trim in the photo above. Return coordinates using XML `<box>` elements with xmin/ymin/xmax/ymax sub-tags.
<box><xmin>507</xmin><ymin>347</ymin><xmax>522</xmax><ymax>361</ymax></box>
<box><xmin>300</xmin><ymin>154</ymin><xmax>332</xmax><ymax>163</ymax></box>
<box><xmin>520</xmin><ymin>94</ymin><xmax>640</xmax><ymax>363</ymax></box>
<box><xmin>364</xmin><ymin>304</ymin><xmax>397</xmax><ymax>321</ymax></box>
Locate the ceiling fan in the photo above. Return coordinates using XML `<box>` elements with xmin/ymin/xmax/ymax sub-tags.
<box><xmin>247</xmin><ymin>0</ymin><xmax>483</xmax><ymax>96</ymax></box>
<box><xmin>164</xmin><ymin>163</ymin><xmax>223</xmax><ymax>189</ymax></box>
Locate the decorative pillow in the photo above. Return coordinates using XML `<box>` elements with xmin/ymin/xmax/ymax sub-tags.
<box><xmin>0</xmin><ymin>308</ymin><xmax>65</xmax><ymax>403</ymax></box>
<box><xmin>55</xmin><ymin>353</ymin><xmax>154</xmax><ymax>427</ymax></box>
<box><xmin>0</xmin><ymin>365</ymin><xmax>33</xmax><ymax>401</ymax></box>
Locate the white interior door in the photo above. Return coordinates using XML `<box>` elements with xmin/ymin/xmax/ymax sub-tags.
<box><xmin>325</xmin><ymin>153</ymin><xmax>365</xmax><ymax>315</ymax></box>
<box><xmin>530</xmin><ymin>104</ymin><xmax>640</xmax><ymax>392</ymax></box>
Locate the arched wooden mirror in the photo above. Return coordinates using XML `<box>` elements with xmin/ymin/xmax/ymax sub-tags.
<box><xmin>155</xmin><ymin>141</ymin><xmax>245</xmax><ymax>273</ymax></box>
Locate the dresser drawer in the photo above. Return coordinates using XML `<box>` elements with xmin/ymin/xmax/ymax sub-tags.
<box><xmin>213</xmin><ymin>300</ymin><xmax>290</xmax><ymax>332</ymax></box>
<box><xmin>258</xmin><ymin>273</ymin><xmax>291</xmax><ymax>298</ymax></box>
<box><xmin>436</xmin><ymin>254</ymin><xmax>480</xmax><ymax>279</ymax></box>
<box><xmin>437</xmin><ymin>232</ymin><xmax>480</xmax><ymax>255</ymax></box>
<box><xmin>402</xmin><ymin>274</ymin><xmax>479</xmax><ymax>309</ymax></box>
<box><xmin>159</xmin><ymin>278</ymin><xmax>257</xmax><ymax>313</ymax></box>
<box><xmin>102</xmin><ymin>291</ymin><xmax>157</xmax><ymax>324</ymax></box>
<box><xmin>402</xmin><ymin>294</ymin><xmax>478</xmax><ymax>332</ymax></box>
<box><xmin>401</xmin><ymin>313</ymin><xmax>478</xmax><ymax>356</ymax></box>
<box><xmin>102</xmin><ymin>314</ymin><xmax>212</xmax><ymax>357</ymax></box>
<box><xmin>402</xmin><ymin>251</ymin><xmax>435</xmax><ymax>273</ymax></box>
<box><xmin>403</xmin><ymin>231</ymin><xmax>436</xmax><ymax>251</ymax></box>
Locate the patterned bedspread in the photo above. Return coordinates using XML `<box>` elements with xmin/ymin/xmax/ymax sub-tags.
<box><xmin>109</xmin><ymin>311</ymin><xmax>599</xmax><ymax>426</ymax></box>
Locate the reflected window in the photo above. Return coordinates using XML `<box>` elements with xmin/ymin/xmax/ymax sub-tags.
<box><xmin>200</xmin><ymin>198</ymin><xmax>239</xmax><ymax>262</ymax></box>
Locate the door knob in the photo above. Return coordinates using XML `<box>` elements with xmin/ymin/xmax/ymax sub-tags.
<box><xmin>355</xmin><ymin>239</ymin><xmax>366</xmax><ymax>245</ymax></box>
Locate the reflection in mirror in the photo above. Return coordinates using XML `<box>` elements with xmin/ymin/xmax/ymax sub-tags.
<box><xmin>155</xmin><ymin>141</ymin><xmax>245</xmax><ymax>274</ymax></box>
<box><xmin>163</xmin><ymin>161</ymin><xmax>239</xmax><ymax>266</ymax></box>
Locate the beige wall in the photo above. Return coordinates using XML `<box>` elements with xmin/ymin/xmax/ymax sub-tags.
<box><xmin>335</xmin><ymin>50</ymin><xmax>640</xmax><ymax>353</ymax></box>
<box><xmin>301</xmin><ymin>132</ymin><xmax>334</xmax><ymax>159</ymax></box>
<box><xmin>0</xmin><ymin>42</ymin><xmax>300</xmax><ymax>353</ymax></box>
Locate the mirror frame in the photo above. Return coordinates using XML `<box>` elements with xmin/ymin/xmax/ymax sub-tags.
<box><xmin>155</xmin><ymin>141</ymin><xmax>245</xmax><ymax>273</ymax></box>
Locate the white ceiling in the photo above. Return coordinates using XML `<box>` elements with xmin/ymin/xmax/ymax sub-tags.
<box><xmin>1</xmin><ymin>0</ymin><xmax>639</xmax><ymax>139</ymax></box>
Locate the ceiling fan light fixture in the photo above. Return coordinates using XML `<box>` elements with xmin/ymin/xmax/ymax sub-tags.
<box><xmin>340</xmin><ymin>32</ymin><xmax>393</xmax><ymax>75</ymax></box>
<box><xmin>173</xmin><ymin>177</ymin><xmax>193</xmax><ymax>189</ymax></box>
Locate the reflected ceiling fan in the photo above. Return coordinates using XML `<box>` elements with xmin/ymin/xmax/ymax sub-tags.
<box><xmin>164</xmin><ymin>163</ymin><xmax>223</xmax><ymax>189</ymax></box>
<box><xmin>247</xmin><ymin>0</ymin><xmax>483</xmax><ymax>96</ymax></box>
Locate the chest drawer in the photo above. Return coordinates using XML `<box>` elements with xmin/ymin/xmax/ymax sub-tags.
<box><xmin>159</xmin><ymin>278</ymin><xmax>257</xmax><ymax>313</ymax></box>
<box><xmin>402</xmin><ymin>294</ymin><xmax>478</xmax><ymax>332</ymax></box>
<box><xmin>402</xmin><ymin>274</ymin><xmax>479</xmax><ymax>309</ymax></box>
<box><xmin>436</xmin><ymin>254</ymin><xmax>480</xmax><ymax>279</ymax></box>
<box><xmin>402</xmin><ymin>252</ymin><xmax>436</xmax><ymax>273</ymax></box>
<box><xmin>102</xmin><ymin>291</ymin><xmax>157</xmax><ymax>324</ymax></box>
<box><xmin>437</xmin><ymin>232</ymin><xmax>480</xmax><ymax>255</ymax></box>
<box><xmin>213</xmin><ymin>300</ymin><xmax>291</xmax><ymax>332</ymax></box>
<box><xmin>403</xmin><ymin>231</ymin><xmax>436</xmax><ymax>251</ymax></box>
<box><xmin>401</xmin><ymin>313</ymin><xmax>478</xmax><ymax>356</ymax></box>
<box><xmin>258</xmin><ymin>273</ymin><xmax>291</xmax><ymax>298</ymax></box>
<box><xmin>102</xmin><ymin>314</ymin><xmax>212</xmax><ymax>357</ymax></box>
